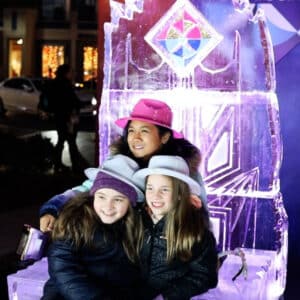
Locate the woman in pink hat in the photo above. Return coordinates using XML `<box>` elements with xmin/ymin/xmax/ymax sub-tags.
<box><xmin>39</xmin><ymin>98</ymin><xmax>208</xmax><ymax>232</ymax></box>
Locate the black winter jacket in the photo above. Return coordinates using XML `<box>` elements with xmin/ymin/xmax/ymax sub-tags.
<box><xmin>42</xmin><ymin>224</ymin><xmax>140</xmax><ymax>300</ymax></box>
<box><xmin>137</xmin><ymin>209</ymin><xmax>218</xmax><ymax>300</ymax></box>
<box><xmin>44</xmin><ymin>78</ymin><xmax>80</xmax><ymax>118</ymax></box>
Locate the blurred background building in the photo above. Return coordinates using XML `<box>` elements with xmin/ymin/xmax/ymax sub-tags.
<box><xmin>0</xmin><ymin>0</ymin><xmax>98</xmax><ymax>83</ymax></box>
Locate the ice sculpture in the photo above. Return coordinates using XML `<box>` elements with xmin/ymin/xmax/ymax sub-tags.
<box><xmin>97</xmin><ymin>0</ymin><xmax>287</xmax><ymax>298</ymax></box>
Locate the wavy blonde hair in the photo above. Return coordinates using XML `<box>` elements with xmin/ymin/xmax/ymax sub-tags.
<box><xmin>149</xmin><ymin>177</ymin><xmax>207</xmax><ymax>262</ymax></box>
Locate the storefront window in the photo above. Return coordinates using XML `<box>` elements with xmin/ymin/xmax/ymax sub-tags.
<box><xmin>42</xmin><ymin>45</ymin><xmax>64</xmax><ymax>78</ymax></box>
<box><xmin>9</xmin><ymin>39</ymin><xmax>23</xmax><ymax>77</ymax></box>
<box><xmin>83</xmin><ymin>46</ymin><xmax>98</xmax><ymax>82</ymax></box>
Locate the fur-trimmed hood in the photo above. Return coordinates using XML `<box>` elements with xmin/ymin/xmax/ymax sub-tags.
<box><xmin>110</xmin><ymin>137</ymin><xmax>201</xmax><ymax>176</ymax></box>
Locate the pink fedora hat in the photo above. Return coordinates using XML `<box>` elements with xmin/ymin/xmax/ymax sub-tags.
<box><xmin>115</xmin><ymin>98</ymin><xmax>183</xmax><ymax>138</ymax></box>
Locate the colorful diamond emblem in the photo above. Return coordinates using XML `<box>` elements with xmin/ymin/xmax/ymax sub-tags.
<box><xmin>145</xmin><ymin>0</ymin><xmax>223</xmax><ymax>76</ymax></box>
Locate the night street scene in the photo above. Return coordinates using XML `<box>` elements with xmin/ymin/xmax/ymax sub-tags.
<box><xmin>1</xmin><ymin>0</ymin><xmax>300</xmax><ymax>300</ymax></box>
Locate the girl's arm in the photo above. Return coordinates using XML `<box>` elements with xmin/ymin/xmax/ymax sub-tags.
<box><xmin>160</xmin><ymin>231</ymin><xmax>218</xmax><ymax>300</ymax></box>
<box><xmin>46</xmin><ymin>240</ymin><xmax>106</xmax><ymax>300</ymax></box>
<box><xmin>39</xmin><ymin>179</ymin><xmax>93</xmax><ymax>231</ymax></box>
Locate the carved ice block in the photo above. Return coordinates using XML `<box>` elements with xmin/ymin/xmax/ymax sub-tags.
<box><xmin>7</xmin><ymin>258</ymin><xmax>49</xmax><ymax>300</ymax></box>
<box><xmin>6</xmin><ymin>249</ymin><xmax>285</xmax><ymax>300</ymax></box>
<box><xmin>97</xmin><ymin>0</ymin><xmax>287</xmax><ymax>296</ymax></box>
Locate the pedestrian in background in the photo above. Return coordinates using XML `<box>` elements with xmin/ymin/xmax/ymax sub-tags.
<box><xmin>45</xmin><ymin>64</ymin><xmax>86</xmax><ymax>173</ymax></box>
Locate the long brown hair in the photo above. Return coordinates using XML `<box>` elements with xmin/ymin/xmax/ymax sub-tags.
<box><xmin>52</xmin><ymin>192</ymin><xmax>143</xmax><ymax>263</ymax></box>
<box><xmin>149</xmin><ymin>177</ymin><xmax>207</xmax><ymax>262</ymax></box>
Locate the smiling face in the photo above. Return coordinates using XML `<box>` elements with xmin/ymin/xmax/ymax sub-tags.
<box><xmin>145</xmin><ymin>174</ymin><xmax>175</xmax><ymax>223</ymax></box>
<box><xmin>127</xmin><ymin>120</ymin><xmax>170</xmax><ymax>160</ymax></box>
<box><xmin>93</xmin><ymin>188</ymin><xmax>130</xmax><ymax>224</ymax></box>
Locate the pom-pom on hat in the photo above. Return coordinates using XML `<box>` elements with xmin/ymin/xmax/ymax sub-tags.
<box><xmin>115</xmin><ymin>98</ymin><xmax>183</xmax><ymax>138</ymax></box>
<box><xmin>85</xmin><ymin>155</ymin><xmax>144</xmax><ymax>206</ymax></box>
<box><xmin>133</xmin><ymin>155</ymin><xmax>200</xmax><ymax>195</ymax></box>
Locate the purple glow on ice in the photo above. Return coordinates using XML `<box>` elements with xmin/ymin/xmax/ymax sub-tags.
<box><xmin>97</xmin><ymin>0</ymin><xmax>287</xmax><ymax>297</ymax></box>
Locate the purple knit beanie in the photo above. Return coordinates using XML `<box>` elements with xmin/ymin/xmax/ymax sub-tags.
<box><xmin>90</xmin><ymin>172</ymin><xmax>138</xmax><ymax>206</ymax></box>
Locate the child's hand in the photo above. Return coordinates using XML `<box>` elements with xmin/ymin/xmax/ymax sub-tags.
<box><xmin>40</xmin><ymin>214</ymin><xmax>56</xmax><ymax>232</ymax></box>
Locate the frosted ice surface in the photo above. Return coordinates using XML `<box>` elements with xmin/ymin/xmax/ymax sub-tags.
<box><xmin>99</xmin><ymin>0</ymin><xmax>287</xmax><ymax>298</ymax></box>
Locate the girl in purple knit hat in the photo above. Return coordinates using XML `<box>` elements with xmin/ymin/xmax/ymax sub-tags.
<box><xmin>42</xmin><ymin>155</ymin><xmax>144</xmax><ymax>300</ymax></box>
<box><xmin>40</xmin><ymin>98</ymin><xmax>208</xmax><ymax>232</ymax></box>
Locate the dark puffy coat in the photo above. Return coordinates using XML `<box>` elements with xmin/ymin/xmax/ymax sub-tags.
<box><xmin>137</xmin><ymin>209</ymin><xmax>218</xmax><ymax>300</ymax></box>
<box><xmin>43</xmin><ymin>78</ymin><xmax>81</xmax><ymax>117</ymax></box>
<box><xmin>42</xmin><ymin>225</ymin><xmax>140</xmax><ymax>300</ymax></box>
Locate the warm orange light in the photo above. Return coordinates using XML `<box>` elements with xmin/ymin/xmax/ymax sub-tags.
<box><xmin>41</xmin><ymin>45</ymin><xmax>65</xmax><ymax>78</ymax></box>
<box><xmin>83</xmin><ymin>46</ymin><xmax>98</xmax><ymax>81</ymax></box>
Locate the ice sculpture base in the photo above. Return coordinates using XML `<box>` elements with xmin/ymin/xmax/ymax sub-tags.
<box><xmin>193</xmin><ymin>248</ymin><xmax>284</xmax><ymax>300</ymax></box>
<box><xmin>7</xmin><ymin>249</ymin><xmax>284</xmax><ymax>300</ymax></box>
<box><xmin>7</xmin><ymin>257</ymin><xmax>49</xmax><ymax>300</ymax></box>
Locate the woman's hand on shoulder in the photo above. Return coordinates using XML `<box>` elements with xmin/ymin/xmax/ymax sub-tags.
<box><xmin>40</xmin><ymin>214</ymin><xmax>56</xmax><ymax>232</ymax></box>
